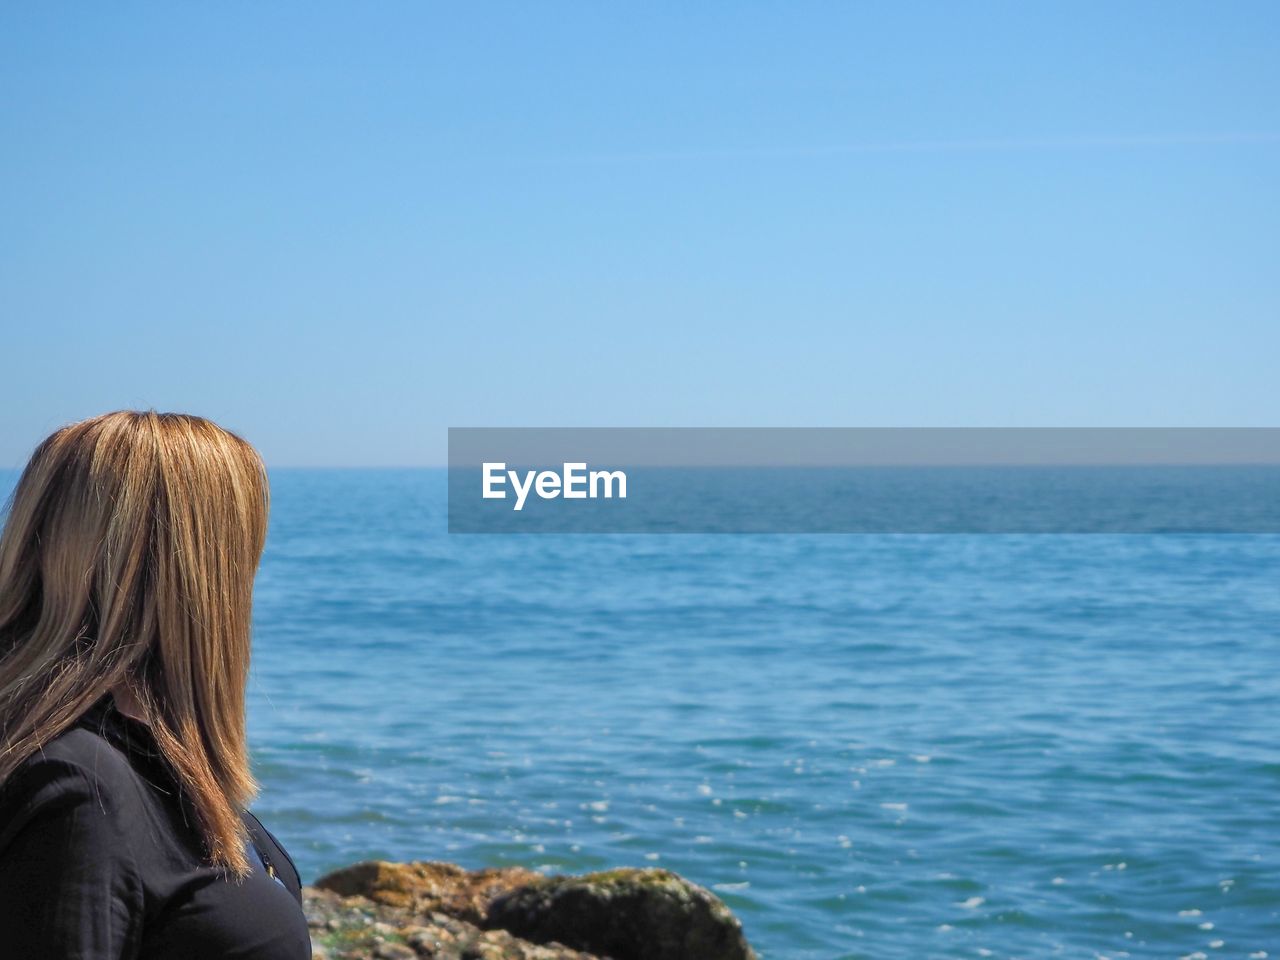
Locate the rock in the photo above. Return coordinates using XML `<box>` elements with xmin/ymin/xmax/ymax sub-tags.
<box><xmin>305</xmin><ymin>861</ymin><xmax>757</xmax><ymax>960</ymax></box>
<box><xmin>485</xmin><ymin>867</ymin><xmax>757</xmax><ymax>960</ymax></box>
<box><xmin>315</xmin><ymin>860</ymin><xmax>542</xmax><ymax>926</ymax></box>
<box><xmin>304</xmin><ymin>887</ymin><xmax>602</xmax><ymax>960</ymax></box>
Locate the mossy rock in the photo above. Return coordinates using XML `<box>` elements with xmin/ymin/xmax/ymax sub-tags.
<box><xmin>304</xmin><ymin>887</ymin><xmax>605</xmax><ymax>960</ymax></box>
<box><xmin>315</xmin><ymin>860</ymin><xmax>542</xmax><ymax>926</ymax></box>
<box><xmin>485</xmin><ymin>867</ymin><xmax>757</xmax><ymax>960</ymax></box>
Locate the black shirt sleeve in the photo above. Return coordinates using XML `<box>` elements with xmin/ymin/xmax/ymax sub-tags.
<box><xmin>0</xmin><ymin>756</ymin><xmax>145</xmax><ymax>959</ymax></box>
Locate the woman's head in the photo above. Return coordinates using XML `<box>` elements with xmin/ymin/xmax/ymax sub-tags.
<box><xmin>0</xmin><ymin>410</ymin><xmax>269</xmax><ymax>876</ymax></box>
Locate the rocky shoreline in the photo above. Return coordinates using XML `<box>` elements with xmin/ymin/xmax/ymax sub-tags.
<box><xmin>304</xmin><ymin>860</ymin><xmax>758</xmax><ymax>960</ymax></box>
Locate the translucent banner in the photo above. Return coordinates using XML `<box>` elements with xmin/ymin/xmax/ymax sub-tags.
<box><xmin>447</xmin><ymin>428</ymin><xmax>1280</xmax><ymax>533</ymax></box>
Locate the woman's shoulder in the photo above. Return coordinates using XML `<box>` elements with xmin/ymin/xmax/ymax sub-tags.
<box><xmin>0</xmin><ymin>725</ymin><xmax>149</xmax><ymax>872</ymax></box>
<box><xmin>0</xmin><ymin>692</ymin><xmax>170</xmax><ymax>822</ymax></box>
<box><xmin>0</xmin><ymin>721</ymin><xmax>143</xmax><ymax>819</ymax></box>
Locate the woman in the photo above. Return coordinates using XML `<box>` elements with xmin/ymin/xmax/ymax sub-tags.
<box><xmin>0</xmin><ymin>411</ymin><xmax>311</xmax><ymax>959</ymax></box>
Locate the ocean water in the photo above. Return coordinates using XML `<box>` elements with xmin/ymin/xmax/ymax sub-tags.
<box><xmin>6</xmin><ymin>468</ymin><xmax>1280</xmax><ymax>958</ymax></box>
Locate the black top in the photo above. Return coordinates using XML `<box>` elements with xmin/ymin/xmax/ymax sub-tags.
<box><xmin>0</xmin><ymin>696</ymin><xmax>312</xmax><ymax>960</ymax></box>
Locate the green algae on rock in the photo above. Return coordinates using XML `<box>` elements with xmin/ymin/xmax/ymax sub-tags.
<box><xmin>305</xmin><ymin>887</ymin><xmax>601</xmax><ymax>960</ymax></box>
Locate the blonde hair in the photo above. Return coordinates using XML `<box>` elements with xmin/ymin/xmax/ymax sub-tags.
<box><xmin>0</xmin><ymin>410</ymin><xmax>270</xmax><ymax>877</ymax></box>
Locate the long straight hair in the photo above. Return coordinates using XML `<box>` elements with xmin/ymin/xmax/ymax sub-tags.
<box><xmin>0</xmin><ymin>411</ymin><xmax>269</xmax><ymax>878</ymax></box>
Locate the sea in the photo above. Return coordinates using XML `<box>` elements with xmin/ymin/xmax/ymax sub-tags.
<box><xmin>7</xmin><ymin>468</ymin><xmax>1280</xmax><ymax>958</ymax></box>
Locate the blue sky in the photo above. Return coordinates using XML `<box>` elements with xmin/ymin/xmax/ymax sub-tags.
<box><xmin>1</xmin><ymin>2</ymin><xmax>1276</xmax><ymax>466</ymax></box>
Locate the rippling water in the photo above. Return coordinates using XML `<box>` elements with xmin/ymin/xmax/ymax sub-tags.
<box><xmin>7</xmin><ymin>468</ymin><xmax>1279</xmax><ymax>958</ymax></box>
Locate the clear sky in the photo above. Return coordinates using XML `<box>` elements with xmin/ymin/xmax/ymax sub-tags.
<box><xmin>1</xmin><ymin>2</ymin><xmax>1276</xmax><ymax>466</ymax></box>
